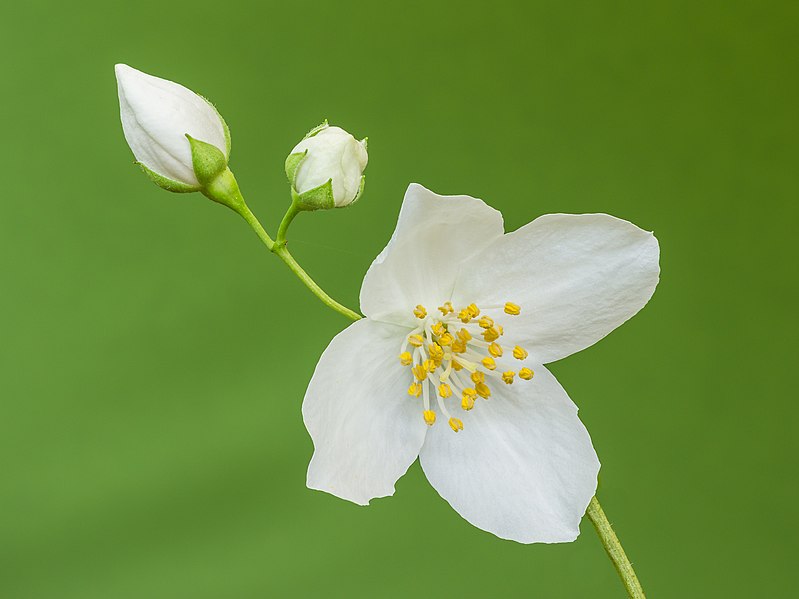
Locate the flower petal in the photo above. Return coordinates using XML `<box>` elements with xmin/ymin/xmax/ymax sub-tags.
<box><xmin>303</xmin><ymin>318</ymin><xmax>427</xmax><ymax>505</ymax></box>
<box><xmin>452</xmin><ymin>213</ymin><xmax>659</xmax><ymax>363</ymax></box>
<box><xmin>419</xmin><ymin>366</ymin><xmax>599</xmax><ymax>543</ymax></box>
<box><xmin>360</xmin><ymin>184</ymin><xmax>504</xmax><ymax>325</ymax></box>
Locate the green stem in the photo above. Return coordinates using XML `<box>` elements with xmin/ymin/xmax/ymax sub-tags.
<box><xmin>586</xmin><ymin>496</ymin><xmax>646</xmax><ymax>599</ymax></box>
<box><xmin>275</xmin><ymin>200</ymin><xmax>301</xmax><ymax>246</ymax></box>
<box><xmin>238</xmin><ymin>204</ymin><xmax>361</xmax><ymax>322</ymax></box>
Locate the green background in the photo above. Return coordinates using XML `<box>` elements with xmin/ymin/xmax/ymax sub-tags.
<box><xmin>2</xmin><ymin>1</ymin><xmax>796</xmax><ymax>597</ymax></box>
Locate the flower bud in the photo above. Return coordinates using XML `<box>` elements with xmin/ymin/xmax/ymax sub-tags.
<box><xmin>285</xmin><ymin>123</ymin><xmax>368</xmax><ymax>210</ymax></box>
<box><xmin>115</xmin><ymin>64</ymin><xmax>231</xmax><ymax>192</ymax></box>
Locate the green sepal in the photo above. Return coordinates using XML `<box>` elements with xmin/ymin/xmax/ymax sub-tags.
<box><xmin>339</xmin><ymin>175</ymin><xmax>366</xmax><ymax>208</ymax></box>
<box><xmin>136</xmin><ymin>162</ymin><xmax>199</xmax><ymax>193</ymax></box>
<box><xmin>294</xmin><ymin>178</ymin><xmax>335</xmax><ymax>211</ymax></box>
<box><xmin>302</xmin><ymin>120</ymin><xmax>329</xmax><ymax>140</ymax></box>
<box><xmin>187</xmin><ymin>135</ymin><xmax>228</xmax><ymax>187</ymax></box>
<box><xmin>202</xmin><ymin>167</ymin><xmax>247</xmax><ymax>214</ymax></box>
<box><xmin>285</xmin><ymin>150</ymin><xmax>307</xmax><ymax>186</ymax></box>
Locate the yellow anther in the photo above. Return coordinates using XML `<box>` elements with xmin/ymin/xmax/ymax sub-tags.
<box><xmin>438</xmin><ymin>332</ymin><xmax>454</xmax><ymax>346</ymax></box>
<box><xmin>502</xmin><ymin>371</ymin><xmax>515</xmax><ymax>384</ymax></box>
<box><xmin>451</xmin><ymin>339</ymin><xmax>467</xmax><ymax>354</ymax></box>
<box><xmin>428</xmin><ymin>342</ymin><xmax>444</xmax><ymax>361</ymax></box>
<box><xmin>431</xmin><ymin>322</ymin><xmax>447</xmax><ymax>337</ymax></box>
<box><xmin>412</xmin><ymin>364</ymin><xmax>427</xmax><ymax>381</ymax></box>
<box><xmin>399</xmin><ymin>352</ymin><xmax>413</xmax><ymax>366</ymax></box>
<box><xmin>513</xmin><ymin>346</ymin><xmax>529</xmax><ymax>360</ymax></box>
<box><xmin>475</xmin><ymin>382</ymin><xmax>491</xmax><ymax>398</ymax></box>
<box><xmin>423</xmin><ymin>358</ymin><xmax>437</xmax><ymax>373</ymax></box>
<box><xmin>448</xmin><ymin>417</ymin><xmax>464</xmax><ymax>432</ymax></box>
<box><xmin>423</xmin><ymin>410</ymin><xmax>436</xmax><ymax>426</ymax></box>
<box><xmin>439</xmin><ymin>383</ymin><xmax>453</xmax><ymax>398</ymax></box>
<box><xmin>504</xmin><ymin>302</ymin><xmax>521</xmax><ymax>316</ymax></box>
<box><xmin>483</xmin><ymin>327</ymin><xmax>500</xmax><ymax>342</ymax></box>
<box><xmin>408</xmin><ymin>334</ymin><xmax>424</xmax><ymax>347</ymax></box>
<box><xmin>496</xmin><ymin>324</ymin><xmax>504</xmax><ymax>336</ymax></box>
<box><xmin>458</xmin><ymin>309</ymin><xmax>472</xmax><ymax>323</ymax></box>
<box><xmin>467</xmin><ymin>303</ymin><xmax>480</xmax><ymax>317</ymax></box>
<box><xmin>478</xmin><ymin>316</ymin><xmax>494</xmax><ymax>329</ymax></box>
<box><xmin>481</xmin><ymin>356</ymin><xmax>497</xmax><ymax>370</ymax></box>
<box><xmin>408</xmin><ymin>382</ymin><xmax>422</xmax><ymax>397</ymax></box>
<box><xmin>519</xmin><ymin>367</ymin><xmax>534</xmax><ymax>380</ymax></box>
<box><xmin>457</xmin><ymin>328</ymin><xmax>472</xmax><ymax>342</ymax></box>
<box><xmin>452</xmin><ymin>360</ymin><xmax>464</xmax><ymax>371</ymax></box>
<box><xmin>471</xmin><ymin>371</ymin><xmax>485</xmax><ymax>384</ymax></box>
<box><xmin>413</xmin><ymin>304</ymin><xmax>427</xmax><ymax>319</ymax></box>
<box><xmin>461</xmin><ymin>395</ymin><xmax>475</xmax><ymax>411</ymax></box>
<box><xmin>462</xmin><ymin>387</ymin><xmax>477</xmax><ymax>400</ymax></box>
<box><xmin>488</xmin><ymin>342</ymin><xmax>503</xmax><ymax>357</ymax></box>
<box><xmin>438</xmin><ymin>301</ymin><xmax>454</xmax><ymax>315</ymax></box>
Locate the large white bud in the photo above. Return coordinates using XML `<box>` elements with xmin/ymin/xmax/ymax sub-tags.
<box><xmin>115</xmin><ymin>64</ymin><xmax>230</xmax><ymax>191</ymax></box>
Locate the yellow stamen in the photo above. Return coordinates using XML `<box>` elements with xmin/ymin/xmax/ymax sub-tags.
<box><xmin>496</xmin><ymin>324</ymin><xmax>504</xmax><ymax>336</ymax></box>
<box><xmin>512</xmin><ymin>346</ymin><xmax>529</xmax><ymax>360</ymax></box>
<box><xmin>428</xmin><ymin>342</ymin><xmax>444</xmax><ymax>361</ymax></box>
<box><xmin>448</xmin><ymin>417</ymin><xmax>464</xmax><ymax>432</ymax></box>
<box><xmin>481</xmin><ymin>356</ymin><xmax>497</xmax><ymax>370</ymax></box>
<box><xmin>413</xmin><ymin>305</ymin><xmax>427</xmax><ymax>319</ymax></box>
<box><xmin>438</xmin><ymin>332</ymin><xmax>454</xmax><ymax>346</ymax></box>
<box><xmin>438</xmin><ymin>301</ymin><xmax>454</xmax><ymax>315</ymax></box>
<box><xmin>483</xmin><ymin>327</ymin><xmax>500</xmax><ymax>342</ymax></box>
<box><xmin>462</xmin><ymin>387</ymin><xmax>477</xmax><ymax>401</ymax></box>
<box><xmin>451</xmin><ymin>339</ymin><xmax>466</xmax><ymax>353</ymax></box>
<box><xmin>471</xmin><ymin>371</ymin><xmax>485</xmax><ymax>384</ymax></box>
<box><xmin>458</xmin><ymin>309</ymin><xmax>472</xmax><ymax>323</ymax></box>
<box><xmin>467</xmin><ymin>303</ymin><xmax>480</xmax><ymax>317</ymax></box>
<box><xmin>488</xmin><ymin>342</ymin><xmax>503</xmax><ymax>357</ymax></box>
<box><xmin>478</xmin><ymin>316</ymin><xmax>494</xmax><ymax>329</ymax></box>
<box><xmin>461</xmin><ymin>395</ymin><xmax>475</xmax><ymax>411</ymax></box>
<box><xmin>452</xmin><ymin>360</ymin><xmax>463</xmax><ymax>371</ymax></box>
<box><xmin>412</xmin><ymin>364</ymin><xmax>427</xmax><ymax>381</ymax></box>
<box><xmin>408</xmin><ymin>382</ymin><xmax>422</xmax><ymax>396</ymax></box>
<box><xmin>431</xmin><ymin>322</ymin><xmax>446</xmax><ymax>337</ymax></box>
<box><xmin>457</xmin><ymin>328</ymin><xmax>472</xmax><ymax>342</ymax></box>
<box><xmin>439</xmin><ymin>383</ymin><xmax>453</xmax><ymax>398</ymax></box>
<box><xmin>423</xmin><ymin>359</ymin><xmax>437</xmax><ymax>373</ymax></box>
<box><xmin>475</xmin><ymin>382</ymin><xmax>491</xmax><ymax>398</ymax></box>
<box><xmin>423</xmin><ymin>410</ymin><xmax>436</xmax><ymax>426</ymax></box>
<box><xmin>502</xmin><ymin>371</ymin><xmax>515</xmax><ymax>384</ymax></box>
<box><xmin>504</xmin><ymin>302</ymin><xmax>521</xmax><ymax>316</ymax></box>
<box><xmin>519</xmin><ymin>367</ymin><xmax>534</xmax><ymax>380</ymax></box>
<box><xmin>408</xmin><ymin>334</ymin><xmax>424</xmax><ymax>347</ymax></box>
<box><xmin>399</xmin><ymin>352</ymin><xmax>412</xmax><ymax>366</ymax></box>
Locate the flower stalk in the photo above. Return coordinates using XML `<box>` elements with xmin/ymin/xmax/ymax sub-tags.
<box><xmin>586</xmin><ymin>496</ymin><xmax>646</xmax><ymax>599</ymax></box>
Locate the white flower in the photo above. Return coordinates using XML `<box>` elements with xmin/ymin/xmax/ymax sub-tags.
<box><xmin>290</xmin><ymin>125</ymin><xmax>368</xmax><ymax>206</ymax></box>
<box><xmin>115</xmin><ymin>64</ymin><xmax>229</xmax><ymax>189</ymax></box>
<box><xmin>302</xmin><ymin>184</ymin><xmax>660</xmax><ymax>543</ymax></box>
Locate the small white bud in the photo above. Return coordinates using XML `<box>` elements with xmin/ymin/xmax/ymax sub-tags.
<box><xmin>115</xmin><ymin>64</ymin><xmax>230</xmax><ymax>190</ymax></box>
<box><xmin>290</xmin><ymin>125</ymin><xmax>368</xmax><ymax>207</ymax></box>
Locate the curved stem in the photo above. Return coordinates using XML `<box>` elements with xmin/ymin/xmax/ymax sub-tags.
<box><xmin>276</xmin><ymin>200</ymin><xmax>301</xmax><ymax>246</ymax></box>
<box><xmin>586</xmin><ymin>496</ymin><xmax>646</xmax><ymax>599</ymax></box>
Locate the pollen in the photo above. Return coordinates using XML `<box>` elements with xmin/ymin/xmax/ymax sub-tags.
<box><xmin>475</xmin><ymin>382</ymin><xmax>491</xmax><ymax>398</ymax></box>
<box><xmin>412</xmin><ymin>364</ymin><xmax>427</xmax><ymax>381</ymax></box>
<box><xmin>502</xmin><ymin>371</ymin><xmax>515</xmax><ymax>384</ymax></box>
<box><xmin>456</xmin><ymin>328</ymin><xmax>472</xmax><ymax>342</ymax></box>
<box><xmin>423</xmin><ymin>410</ymin><xmax>436</xmax><ymax>426</ymax></box>
<box><xmin>431</xmin><ymin>322</ymin><xmax>447</xmax><ymax>337</ymax></box>
<box><xmin>519</xmin><ymin>367</ymin><xmax>534</xmax><ymax>380</ymax></box>
<box><xmin>408</xmin><ymin>382</ymin><xmax>422</xmax><ymax>397</ymax></box>
<box><xmin>448</xmin><ymin>417</ymin><xmax>464</xmax><ymax>432</ymax></box>
<box><xmin>504</xmin><ymin>302</ymin><xmax>521</xmax><ymax>316</ymax></box>
<box><xmin>481</xmin><ymin>356</ymin><xmax>497</xmax><ymax>370</ymax></box>
<box><xmin>399</xmin><ymin>352</ymin><xmax>412</xmax><ymax>365</ymax></box>
<box><xmin>471</xmin><ymin>371</ymin><xmax>485</xmax><ymax>384</ymax></box>
<box><xmin>438</xmin><ymin>301</ymin><xmax>454</xmax><ymax>315</ymax></box>
<box><xmin>451</xmin><ymin>339</ymin><xmax>467</xmax><ymax>353</ymax></box>
<box><xmin>428</xmin><ymin>343</ymin><xmax>444</xmax><ymax>361</ymax></box>
<box><xmin>461</xmin><ymin>395</ymin><xmax>475</xmax><ymax>411</ymax></box>
<box><xmin>467</xmin><ymin>303</ymin><xmax>480</xmax><ymax>317</ymax></box>
<box><xmin>439</xmin><ymin>383</ymin><xmax>453</xmax><ymax>398</ymax></box>
<box><xmin>478</xmin><ymin>316</ymin><xmax>494</xmax><ymax>329</ymax></box>
<box><xmin>438</xmin><ymin>332</ymin><xmax>454</xmax><ymax>346</ymax></box>
<box><xmin>483</xmin><ymin>327</ymin><xmax>500</xmax><ymax>342</ymax></box>
<box><xmin>414</xmin><ymin>305</ymin><xmax>427</xmax><ymax>319</ymax></box>
<box><xmin>423</xmin><ymin>359</ymin><xmax>437</xmax><ymax>373</ymax></box>
<box><xmin>408</xmin><ymin>334</ymin><xmax>424</xmax><ymax>347</ymax></box>
<box><xmin>452</xmin><ymin>360</ymin><xmax>463</xmax><ymax>371</ymax></box>
<box><xmin>488</xmin><ymin>342</ymin><xmax>503</xmax><ymax>357</ymax></box>
<box><xmin>458</xmin><ymin>309</ymin><xmax>472</xmax><ymax>323</ymax></box>
<box><xmin>512</xmin><ymin>346</ymin><xmax>529</xmax><ymax>360</ymax></box>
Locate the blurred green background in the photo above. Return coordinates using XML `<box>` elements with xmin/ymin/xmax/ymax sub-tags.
<box><xmin>1</xmin><ymin>1</ymin><xmax>796</xmax><ymax>597</ymax></box>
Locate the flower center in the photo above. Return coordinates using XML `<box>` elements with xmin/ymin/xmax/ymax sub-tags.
<box><xmin>398</xmin><ymin>301</ymin><xmax>534</xmax><ymax>432</ymax></box>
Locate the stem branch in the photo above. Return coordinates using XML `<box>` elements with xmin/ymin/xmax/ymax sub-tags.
<box><xmin>586</xmin><ymin>496</ymin><xmax>646</xmax><ymax>599</ymax></box>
